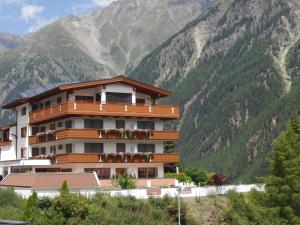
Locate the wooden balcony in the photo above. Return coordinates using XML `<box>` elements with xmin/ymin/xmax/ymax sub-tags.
<box><xmin>0</xmin><ymin>140</ymin><xmax>12</xmax><ymax>146</ymax></box>
<box><xmin>51</xmin><ymin>153</ymin><xmax>180</xmax><ymax>164</ymax></box>
<box><xmin>29</xmin><ymin>129</ymin><xmax>179</xmax><ymax>145</ymax></box>
<box><xmin>29</xmin><ymin>101</ymin><xmax>180</xmax><ymax>124</ymax></box>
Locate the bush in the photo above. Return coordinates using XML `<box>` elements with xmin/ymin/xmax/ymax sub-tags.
<box><xmin>165</xmin><ymin>173</ymin><xmax>192</xmax><ymax>184</ymax></box>
<box><xmin>111</xmin><ymin>172</ymin><xmax>136</xmax><ymax>189</ymax></box>
<box><xmin>184</xmin><ymin>168</ymin><xmax>209</xmax><ymax>186</ymax></box>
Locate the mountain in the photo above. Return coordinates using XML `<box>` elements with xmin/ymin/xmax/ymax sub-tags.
<box><xmin>0</xmin><ymin>0</ymin><xmax>215</xmax><ymax>123</ymax></box>
<box><xmin>0</xmin><ymin>32</ymin><xmax>24</xmax><ymax>54</ymax></box>
<box><xmin>131</xmin><ymin>0</ymin><xmax>300</xmax><ymax>182</ymax></box>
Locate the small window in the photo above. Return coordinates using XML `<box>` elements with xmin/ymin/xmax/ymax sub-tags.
<box><xmin>50</xmin><ymin>123</ymin><xmax>56</xmax><ymax>130</ymax></box>
<box><xmin>40</xmin><ymin>147</ymin><xmax>46</xmax><ymax>155</ymax></box>
<box><xmin>137</xmin><ymin>121</ymin><xmax>155</xmax><ymax>130</ymax></box>
<box><xmin>84</xmin><ymin>168</ymin><xmax>110</xmax><ymax>179</ymax></box>
<box><xmin>136</xmin><ymin>99</ymin><xmax>145</xmax><ymax>104</ymax></box>
<box><xmin>84</xmin><ymin>143</ymin><xmax>103</xmax><ymax>153</ymax></box>
<box><xmin>66</xmin><ymin>144</ymin><xmax>72</xmax><ymax>153</ymax></box>
<box><xmin>75</xmin><ymin>96</ymin><xmax>94</xmax><ymax>102</ymax></box>
<box><xmin>116</xmin><ymin>120</ymin><xmax>125</xmax><ymax>129</ymax></box>
<box><xmin>21</xmin><ymin>148</ymin><xmax>27</xmax><ymax>158</ymax></box>
<box><xmin>84</xmin><ymin>119</ymin><xmax>103</xmax><ymax>129</ymax></box>
<box><xmin>32</xmin><ymin>148</ymin><xmax>40</xmax><ymax>157</ymax></box>
<box><xmin>21</xmin><ymin>127</ymin><xmax>27</xmax><ymax>138</ymax></box>
<box><xmin>57</xmin><ymin>97</ymin><xmax>62</xmax><ymax>104</ymax></box>
<box><xmin>137</xmin><ymin>144</ymin><xmax>155</xmax><ymax>153</ymax></box>
<box><xmin>58</xmin><ymin>122</ymin><xmax>63</xmax><ymax>128</ymax></box>
<box><xmin>65</xmin><ymin>120</ymin><xmax>72</xmax><ymax>129</ymax></box>
<box><xmin>31</xmin><ymin>103</ymin><xmax>39</xmax><ymax>111</ymax></box>
<box><xmin>32</xmin><ymin>127</ymin><xmax>39</xmax><ymax>135</ymax></box>
<box><xmin>116</xmin><ymin>143</ymin><xmax>126</xmax><ymax>153</ymax></box>
<box><xmin>45</xmin><ymin>101</ymin><xmax>51</xmax><ymax>108</ymax></box>
<box><xmin>21</xmin><ymin>107</ymin><xmax>27</xmax><ymax>116</ymax></box>
<box><xmin>40</xmin><ymin>102</ymin><xmax>44</xmax><ymax>109</ymax></box>
<box><xmin>40</xmin><ymin>126</ymin><xmax>46</xmax><ymax>132</ymax></box>
<box><xmin>50</xmin><ymin>146</ymin><xmax>56</xmax><ymax>154</ymax></box>
<box><xmin>58</xmin><ymin>145</ymin><xmax>63</xmax><ymax>150</ymax></box>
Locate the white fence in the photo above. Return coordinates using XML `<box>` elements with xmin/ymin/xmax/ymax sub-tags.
<box><xmin>13</xmin><ymin>184</ymin><xmax>264</xmax><ymax>199</ymax></box>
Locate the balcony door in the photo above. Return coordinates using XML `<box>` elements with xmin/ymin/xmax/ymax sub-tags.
<box><xmin>106</xmin><ymin>92</ymin><xmax>132</xmax><ymax>104</ymax></box>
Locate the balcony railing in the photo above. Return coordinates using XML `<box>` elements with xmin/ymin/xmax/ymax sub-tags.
<box><xmin>29</xmin><ymin>129</ymin><xmax>179</xmax><ymax>145</ymax></box>
<box><xmin>0</xmin><ymin>140</ymin><xmax>12</xmax><ymax>146</ymax></box>
<box><xmin>48</xmin><ymin>153</ymin><xmax>180</xmax><ymax>164</ymax></box>
<box><xmin>29</xmin><ymin>101</ymin><xmax>180</xmax><ymax>124</ymax></box>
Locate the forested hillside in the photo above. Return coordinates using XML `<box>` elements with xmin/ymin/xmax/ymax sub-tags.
<box><xmin>131</xmin><ymin>0</ymin><xmax>300</xmax><ymax>182</ymax></box>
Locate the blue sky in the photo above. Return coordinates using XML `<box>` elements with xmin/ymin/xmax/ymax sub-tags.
<box><xmin>0</xmin><ymin>0</ymin><xmax>116</xmax><ymax>35</ymax></box>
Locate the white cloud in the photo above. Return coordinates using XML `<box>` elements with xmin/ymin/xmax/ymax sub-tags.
<box><xmin>68</xmin><ymin>0</ymin><xmax>118</xmax><ymax>15</ymax></box>
<box><xmin>21</xmin><ymin>4</ymin><xmax>44</xmax><ymax>22</ymax></box>
<box><xmin>27</xmin><ymin>16</ymin><xmax>59</xmax><ymax>33</ymax></box>
<box><xmin>92</xmin><ymin>0</ymin><xmax>118</xmax><ymax>7</ymax></box>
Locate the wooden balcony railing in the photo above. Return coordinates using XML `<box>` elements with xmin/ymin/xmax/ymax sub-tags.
<box><xmin>0</xmin><ymin>140</ymin><xmax>12</xmax><ymax>146</ymax></box>
<box><xmin>50</xmin><ymin>153</ymin><xmax>179</xmax><ymax>164</ymax></box>
<box><xmin>29</xmin><ymin>101</ymin><xmax>180</xmax><ymax>124</ymax></box>
<box><xmin>29</xmin><ymin>129</ymin><xmax>179</xmax><ymax>145</ymax></box>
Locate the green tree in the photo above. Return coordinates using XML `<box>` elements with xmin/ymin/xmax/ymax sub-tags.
<box><xmin>23</xmin><ymin>191</ymin><xmax>38</xmax><ymax>220</ymax></box>
<box><xmin>111</xmin><ymin>173</ymin><xmax>136</xmax><ymax>189</ymax></box>
<box><xmin>264</xmin><ymin>117</ymin><xmax>300</xmax><ymax>224</ymax></box>
<box><xmin>60</xmin><ymin>180</ymin><xmax>69</xmax><ymax>196</ymax></box>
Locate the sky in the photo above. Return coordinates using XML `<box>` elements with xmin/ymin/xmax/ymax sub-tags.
<box><xmin>0</xmin><ymin>0</ymin><xmax>117</xmax><ymax>35</ymax></box>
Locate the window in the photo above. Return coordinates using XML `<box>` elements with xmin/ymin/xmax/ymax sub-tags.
<box><xmin>21</xmin><ymin>107</ymin><xmax>26</xmax><ymax>116</ymax></box>
<box><xmin>75</xmin><ymin>96</ymin><xmax>94</xmax><ymax>102</ymax></box>
<box><xmin>96</xmin><ymin>93</ymin><xmax>101</xmax><ymax>102</ymax></box>
<box><xmin>61</xmin><ymin>168</ymin><xmax>72</xmax><ymax>172</ymax></box>
<box><xmin>116</xmin><ymin>143</ymin><xmax>126</xmax><ymax>153</ymax></box>
<box><xmin>0</xmin><ymin>148</ymin><xmax>1</xmax><ymax>160</ymax></box>
<box><xmin>84</xmin><ymin>168</ymin><xmax>110</xmax><ymax>179</ymax></box>
<box><xmin>32</xmin><ymin>127</ymin><xmax>39</xmax><ymax>135</ymax></box>
<box><xmin>65</xmin><ymin>120</ymin><xmax>72</xmax><ymax>129</ymax></box>
<box><xmin>58</xmin><ymin>145</ymin><xmax>63</xmax><ymax>150</ymax></box>
<box><xmin>106</xmin><ymin>92</ymin><xmax>132</xmax><ymax>103</ymax></box>
<box><xmin>21</xmin><ymin>148</ymin><xmax>27</xmax><ymax>158</ymax></box>
<box><xmin>50</xmin><ymin>146</ymin><xmax>56</xmax><ymax>154</ymax></box>
<box><xmin>57</xmin><ymin>97</ymin><xmax>62</xmax><ymax>104</ymax></box>
<box><xmin>32</xmin><ymin>148</ymin><xmax>40</xmax><ymax>157</ymax></box>
<box><xmin>136</xmin><ymin>99</ymin><xmax>145</xmax><ymax>104</ymax></box>
<box><xmin>66</xmin><ymin>144</ymin><xmax>72</xmax><ymax>153</ymax></box>
<box><xmin>40</xmin><ymin>126</ymin><xmax>46</xmax><ymax>132</ymax></box>
<box><xmin>31</xmin><ymin>103</ymin><xmax>39</xmax><ymax>111</ymax></box>
<box><xmin>45</xmin><ymin>101</ymin><xmax>51</xmax><ymax>108</ymax></box>
<box><xmin>50</xmin><ymin>123</ymin><xmax>56</xmax><ymax>130</ymax></box>
<box><xmin>84</xmin><ymin>119</ymin><xmax>103</xmax><ymax>129</ymax></box>
<box><xmin>21</xmin><ymin>127</ymin><xmax>27</xmax><ymax>138</ymax></box>
<box><xmin>137</xmin><ymin>144</ymin><xmax>155</xmax><ymax>153</ymax></box>
<box><xmin>58</xmin><ymin>121</ymin><xmax>63</xmax><ymax>128</ymax></box>
<box><xmin>39</xmin><ymin>102</ymin><xmax>44</xmax><ymax>109</ymax></box>
<box><xmin>40</xmin><ymin>147</ymin><xmax>46</xmax><ymax>155</ymax></box>
<box><xmin>116</xmin><ymin>120</ymin><xmax>125</xmax><ymax>129</ymax></box>
<box><xmin>137</xmin><ymin>121</ymin><xmax>155</xmax><ymax>130</ymax></box>
<box><xmin>138</xmin><ymin>168</ymin><xmax>157</xmax><ymax>178</ymax></box>
<box><xmin>84</xmin><ymin>143</ymin><xmax>103</xmax><ymax>153</ymax></box>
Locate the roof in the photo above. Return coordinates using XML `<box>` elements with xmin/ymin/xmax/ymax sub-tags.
<box><xmin>2</xmin><ymin>75</ymin><xmax>171</xmax><ymax>109</ymax></box>
<box><xmin>0</xmin><ymin>173</ymin><xmax>99</xmax><ymax>189</ymax></box>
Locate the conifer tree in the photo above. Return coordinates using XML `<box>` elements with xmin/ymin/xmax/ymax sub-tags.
<box><xmin>264</xmin><ymin>117</ymin><xmax>300</xmax><ymax>224</ymax></box>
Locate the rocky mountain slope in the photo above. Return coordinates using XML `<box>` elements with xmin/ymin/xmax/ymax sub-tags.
<box><xmin>0</xmin><ymin>0</ymin><xmax>215</xmax><ymax>123</ymax></box>
<box><xmin>131</xmin><ymin>0</ymin><xmax>300</xmax><ymax>181</ymax></box>
<box><xmin>0</xmin><ymin>32</ymin><xmax>24</xmax><ymax>54</ymax></box>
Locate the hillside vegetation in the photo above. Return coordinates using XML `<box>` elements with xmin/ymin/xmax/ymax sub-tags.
<box><xmin>131</xmin><ymin>0</ymin><xmax>300</xmax><ymax>182</ymax></box>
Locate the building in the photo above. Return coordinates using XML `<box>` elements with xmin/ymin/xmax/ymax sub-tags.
<box><xmin>0</xmin><ymin>75</ymin><xmax>180</xmax><ymax>187</ymax></box>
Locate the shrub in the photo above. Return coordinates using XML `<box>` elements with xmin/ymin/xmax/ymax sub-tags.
<box><xmin>165</xmin><ymin>173</ymin><xmax>192</xmax><ymax>184</ymax></box>
<box><xmin>111</xmin><ymin>172</ymin><xmax>136</xmax><ymax>189</ymax></box>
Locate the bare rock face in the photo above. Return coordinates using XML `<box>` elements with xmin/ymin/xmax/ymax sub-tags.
<box><xmin>131</xmin><ymin>0</ymin><xmax>300</xmax><ymax>181</ymax></box>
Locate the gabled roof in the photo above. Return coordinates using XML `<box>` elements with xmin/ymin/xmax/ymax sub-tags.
<box><xmin>0</xmin><ymin>173</ymin><xmax>99</xmax><ymax>189</ymax></box>
<box><xmin>2</xmin><ymin>75</ymin><xmax>171</xmax><ymax>109</ymax></box>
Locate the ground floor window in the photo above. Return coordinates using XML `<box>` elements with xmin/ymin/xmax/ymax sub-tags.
<box><xmin>66</xmin><ymin>144</ymin><xmax>72</xmax><ymax>153</ymax></box>
<box><xmin>84</xmin><ymin>168</ymin><xmax>110</xmax><ymax>179</ymax></box>
<box><xmin>138</xmin><ymin>167</ymin><xmax>158</xmax><ymax>178</ymax></box>
<box><xmin>11</xmin><ymin>167</ymin><xmax>32</xmax><ymax>173</ymax></box>
<box><xmin>137</xmin><ymin>144</ymin><xmax>155</xmax><ymax>153</ymax></box>
<box><xmin>35</xmin><ymin>168</ymin><xmax>60</xmax><ymax>173</ymax></box>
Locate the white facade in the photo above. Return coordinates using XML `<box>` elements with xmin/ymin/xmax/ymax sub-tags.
<box><xmin>0</xmin><ymin>81</ymin><xmax>177</xmax><ymax>180</ymax></box>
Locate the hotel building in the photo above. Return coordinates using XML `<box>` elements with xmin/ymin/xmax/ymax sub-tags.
<box><xmin>0</xmin><ymin>75</ymin><xmax>180</xmax><ymax>185</ymax></box>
